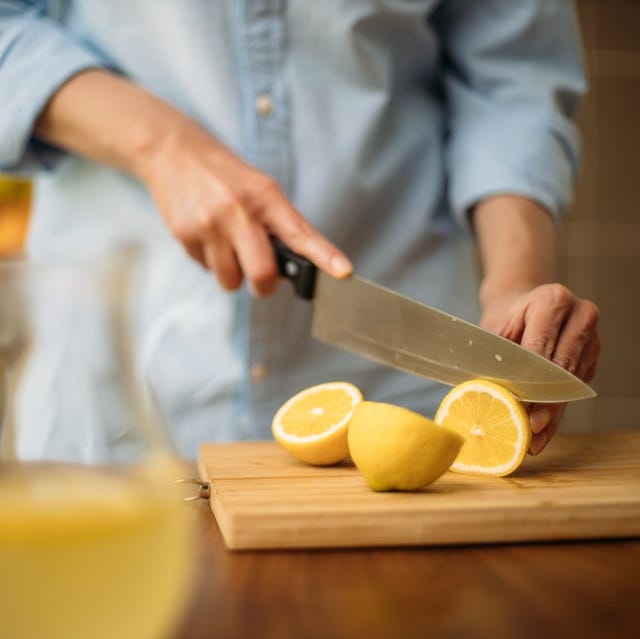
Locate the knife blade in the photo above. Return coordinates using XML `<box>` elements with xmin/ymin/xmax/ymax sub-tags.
<box><xmin>272</xmin><ymin>239</ymin><xmax>596</xmax><ymax>403</ymax></box>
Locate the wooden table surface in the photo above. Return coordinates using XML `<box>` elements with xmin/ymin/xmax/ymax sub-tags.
<box><xmin>171</xmin><ymin>499</ymin><xmax>640</xmax><ymax>639</ymax></box>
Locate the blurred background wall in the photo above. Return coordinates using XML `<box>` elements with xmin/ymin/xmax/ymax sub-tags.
<box><xmin>0</xmin><ymin>0</ymin><xmax>637</xmax><ymax>431</ymax></box>
<box><xmin>558</xmin><ymin>0</ymin><xmax>639</xmax><ymax>432</ymax></box>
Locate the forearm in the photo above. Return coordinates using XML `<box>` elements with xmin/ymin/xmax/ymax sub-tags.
<box><xmin>471</xmin><ymin>195</ymin><xmax>556</xmax><ymax>308</ymax></box>
<box><xmin>33</xmin><ymin>68</ymin><xmax>194</xmax><ymax>181</ymax></box>
<box><xmin>33</xmin><ymin>68</ymin><xmax>351</xmax><ymax>293</ymax></box>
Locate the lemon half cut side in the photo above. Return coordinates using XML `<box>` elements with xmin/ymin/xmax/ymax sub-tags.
<box><xmin>434</xmin><ymin>379</ymin><xmax>532</xmax><ymax>477</ymax></box>
<box><xmin>271</xmin><ymin>381</ymin><xmax>363</xmax><ymax>466</ymax></box>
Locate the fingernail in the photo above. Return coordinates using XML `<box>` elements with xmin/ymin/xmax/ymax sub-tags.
<box><xmin>330</xmin><ymin>255</ymin><xmax>352</xmax><ymax>278</ymax></box>
<box><xmin>529</xmin><ymin>432</ymin><xmax>547</xmax><ymax>456</ymax></box>
<box><xmin>530</xmin><ymin>408</ymin><xmax>551</xmax><ymax>434</ymax></box>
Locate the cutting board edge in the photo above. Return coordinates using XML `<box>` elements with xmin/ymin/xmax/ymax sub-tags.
<box><xmin>211</xmin><ymin>494</ymin><xmax>640</xmax><ymax>550</ymax></box>
<box><xmin>216</xmin><ymin>503</ymin><xmax>640</xmax><ymax>550</ymax></box>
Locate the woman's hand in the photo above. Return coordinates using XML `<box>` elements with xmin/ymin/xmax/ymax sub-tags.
<box><xmin>480</xmin><ymin>283</ymin><xmax>600</xmax><ymax>455</ymax></box>
<box><xmin>471</xmin><ymin>195</ymin><xmax>601</xmax><ymax>456</ymax></box>
<box><xmin>34</xmin><ymin>69</ymin><xmax>352</xmax><ymax>296</ymax></box>
<box><xmin>137</xmin><ymin>119</ymin><xmax>352</xmax><ymax>296</ymax></box>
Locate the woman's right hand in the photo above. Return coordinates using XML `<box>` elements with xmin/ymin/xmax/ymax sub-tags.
<box><xmin>34</xmin><ymin>69</ymin><xmax>351</xmax><ymax>296</ymax></box>
<box><xmin>137</xmin><ymin>117</ymin><xmax>351</xmax><ymax>296</ymax></box>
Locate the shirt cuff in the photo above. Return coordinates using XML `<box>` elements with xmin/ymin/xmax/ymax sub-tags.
<box><xmin>446</xmin><ymin>115</ymin><xmax>580</xmax><ymax>232</ymax></box>
<box><xmin>0</xmin><ymin>19</ymin><xmax>108</xmax><ymax>171</ymax></box>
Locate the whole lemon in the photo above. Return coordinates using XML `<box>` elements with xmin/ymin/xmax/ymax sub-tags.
<box><xmin>348</xmin><ymin>401</ymin><xmax>464</xmax><ymax>491</ymax></box>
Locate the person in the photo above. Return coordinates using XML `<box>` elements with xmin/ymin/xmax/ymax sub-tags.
<box><xmin>0</xmin><ymin>1</ymin><xmax>600</xmax><ymax>458</ymax></box>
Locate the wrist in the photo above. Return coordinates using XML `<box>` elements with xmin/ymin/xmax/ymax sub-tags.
<box><xmin>123</xmin><ymin>100</ymin><xmax>195</xmax><ymax>183</ymax></box>
<box><xmin>473</xmin><ymin>194</ymin><xmax>556</xmax><ymax>306</ymax></box>
<box><xmin>479</xmin><ymin>279</ymin><xmax>537</xmax><ymax>310</ymax></box>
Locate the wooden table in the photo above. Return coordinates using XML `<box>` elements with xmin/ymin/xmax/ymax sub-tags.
<box><xmin>171</xmin><ymin>500</ymin><xmax>640</xmax><ymax>639</ymax></box>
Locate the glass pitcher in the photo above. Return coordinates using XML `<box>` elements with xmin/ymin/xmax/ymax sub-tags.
<box><xmin>0</xmin><ymin>246</ymin><xmax>194</xmax><ymax>639</ymax></box>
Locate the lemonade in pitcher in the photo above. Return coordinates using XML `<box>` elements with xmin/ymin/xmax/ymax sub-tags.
<box><xmin>0</xmin><ymin>460</ymin><xmax>193</xmax><ymax>639</ymax></box>
<box><xmin>0</xmin><ymin>247</ymin><xmax>195</xmax><ymax>639</ymax></box>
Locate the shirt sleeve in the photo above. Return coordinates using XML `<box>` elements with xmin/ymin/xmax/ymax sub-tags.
<box><xmin>0</xmin><ymin>0</ymin><xmax>110</xmax><ymax>172</ymax></box>
<box><xmin>434</xmin><ymin>0</ymin><xmax>587</xmax><ymax>229</ymax></box>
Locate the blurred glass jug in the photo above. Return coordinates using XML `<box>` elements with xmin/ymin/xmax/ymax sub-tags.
<box><xmin>0</xmin><ymin>246</ymin><xmax>194</xmax><ymax>639</ymax></box>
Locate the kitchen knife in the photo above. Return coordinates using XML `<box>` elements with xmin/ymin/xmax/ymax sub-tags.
<box><xmin>271</xmin><ymin>239</ymin><xmax>596</xmax><ymax>403</ymax></box>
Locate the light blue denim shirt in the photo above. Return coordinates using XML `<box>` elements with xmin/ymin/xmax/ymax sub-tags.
<box><xmin>0</xmin><ymin>1</ymin><xmax>586</xmax><ymax>457</ymax></box>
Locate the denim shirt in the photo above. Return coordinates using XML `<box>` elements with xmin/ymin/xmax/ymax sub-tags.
<box><xmin>0</xmin><ymin>1</ymin><xmax>585</xmax><ymax>457</ymax></box>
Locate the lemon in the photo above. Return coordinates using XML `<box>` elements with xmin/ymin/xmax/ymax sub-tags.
<box><xmin>271</xmin><ymin>382</ymin><xmax>363</xmax><ymax>465</ymax></box>
<box><xmin>347</xmin><ymin>401</ymin><xmax>464</xmax><ymax>491</ymax></box>
<box><xmin>434</xmin><ymin>379</ymin><xmax>532</xmax><ymax>477</ymax></box>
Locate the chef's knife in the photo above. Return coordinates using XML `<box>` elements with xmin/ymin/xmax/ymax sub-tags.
<box><xmin>272</xmin><ymin>239</ymin><xmax>596</xmax><ymax>403</ymax></box>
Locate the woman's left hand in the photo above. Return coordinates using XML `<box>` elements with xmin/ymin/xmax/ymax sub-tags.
<box><xmin>480</xmin><ymin>283</ymin><xmax>601</xmax><ymax>455</ymax></box>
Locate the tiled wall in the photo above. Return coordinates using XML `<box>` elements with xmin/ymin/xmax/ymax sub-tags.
<box><xmin>557</xmin><ymin>0</ymin><xmax>640</xmax><ymax>432</ymax></box>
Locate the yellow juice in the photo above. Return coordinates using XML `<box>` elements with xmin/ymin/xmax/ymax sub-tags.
<box><xmin>0</xmin><ymin>461</ymin><xmax>194</xmax><ymax>639</ymax></box>
<box><xmin>0</xmin><ymin>175</ymin><xmax>31</xmax><ymax>256</ymax></box>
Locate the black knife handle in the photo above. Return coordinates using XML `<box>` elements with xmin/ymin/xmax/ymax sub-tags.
<box><xmin>270</xmin><ymin>237</ymin><xmax>317</xmax><ymax>300</ymax></box>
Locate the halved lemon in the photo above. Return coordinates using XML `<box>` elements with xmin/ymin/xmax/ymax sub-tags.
<box><xmin>348</xmin><ymin>401</ymin><xmax>464</xmax><ymax>491</ymax></box>
<box><xmin>271</xmin><ymin>382</ymin><xmax>363</xmax><ymax>465</ymax></box>
<box><xmin>434</xmin><ymin>379</ymin><xmax>532</xmax><ymax>477</ymax></box>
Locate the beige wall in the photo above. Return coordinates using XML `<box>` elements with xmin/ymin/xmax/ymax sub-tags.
<box><xmin>558</xmin><ymin>0</ymin><xmax>640</xmax><ymax>432</ymax></box>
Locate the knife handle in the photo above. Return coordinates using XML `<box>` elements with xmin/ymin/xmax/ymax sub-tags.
<box><xmin>270</xmin><ymin>237</ymin><xmax>317</xmax><ymax>300</ymax></box>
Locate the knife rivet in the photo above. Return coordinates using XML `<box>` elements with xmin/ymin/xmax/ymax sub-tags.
<box><xmin>285</xmin><ymin>261</ymin><xmax>299</xmax><ymax>277</ymax></box>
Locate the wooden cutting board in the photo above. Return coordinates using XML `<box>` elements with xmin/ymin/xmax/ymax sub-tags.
<box><xmin>198</xmin><ymin>431</ymin><xmax>640</xmax><ymax>550</ymax></box>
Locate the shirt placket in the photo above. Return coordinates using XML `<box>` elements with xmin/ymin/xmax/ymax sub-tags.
<box><xmin>235</xmin><ymin>0</ymin><xmax>292</xmax><ymax>438</ymax></box>
<box><xmin>237</xmin><ymin>0</ymin><xmax>291</xmax><ymax>190</ymax></box>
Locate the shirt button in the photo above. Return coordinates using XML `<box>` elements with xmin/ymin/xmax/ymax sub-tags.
<box><xmin>255</xmin><ymin>94</ymin><xmax>273</xmax><ymax>116</ymax></box>
<box><xmin>250</xmin><ymin>362</ymin><xmax>268</xmax><ymax>382</ymax></box>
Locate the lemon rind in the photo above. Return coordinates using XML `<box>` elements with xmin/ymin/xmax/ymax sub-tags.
<box><xmin>435</xmin><ymin>379</ymin><xmax>531</xmax><ymax>477</ymax></box>
<box><xmin>272</xmin><ymin>382</ymin><xmax>363</xmax><ymax>443</ymax></box>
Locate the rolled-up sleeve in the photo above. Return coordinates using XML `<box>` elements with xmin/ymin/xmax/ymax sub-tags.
<box><xmin>434</xmin><ymin>0</ymin><xmax>587</xmax><ymax>228</ymax></box>
<box><xmin>0</xmin><ymin>0</ymin><xmax>109</xmax><ymax>171</ymax></box>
